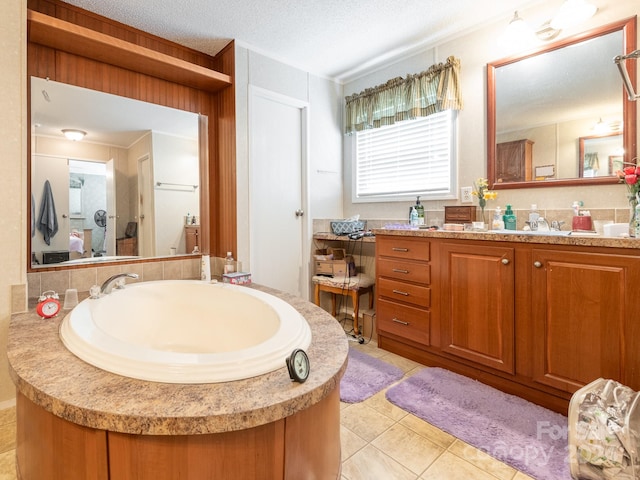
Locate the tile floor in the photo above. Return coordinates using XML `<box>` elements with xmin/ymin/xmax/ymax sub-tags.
<box><xmin>0</xmin><ymin>341</ymin><xmax>536</xmax><ymax>480</ymax></box>
<box><xmin>340</xmin><ymin>340</ymin><xmax>534</xmax><ymax>480</ymax></box>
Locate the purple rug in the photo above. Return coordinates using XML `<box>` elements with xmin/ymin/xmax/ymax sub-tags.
<box><xmin>340</xmin><ymin>348</ymin><xmax>404</xmax><ymax>403</ymax></box>
<box><xmin>386</xmin><ymin>368</ymin><xmax>570</xmax><ymax>480</ymax></box>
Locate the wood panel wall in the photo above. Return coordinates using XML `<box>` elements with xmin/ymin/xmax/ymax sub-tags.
<box><xmin>26</xmin><ymin>0</ymin><xmax>237</xmax><ymax>262</ymax></box>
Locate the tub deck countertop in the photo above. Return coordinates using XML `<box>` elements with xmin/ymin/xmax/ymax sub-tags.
<box><xmin>7</xmin><ymin>284</ymin><xmax>349</xmax><ymax>436</ymax></box>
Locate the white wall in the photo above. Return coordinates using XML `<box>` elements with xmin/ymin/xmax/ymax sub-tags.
<box><xmin>342</xmin><ymin>0</ymin><xmax>640</xmax><ymax>220</ymax></box>
<box><xmin>0</xmin><ymin>0</ymin><xmax>25</xmax><ymax>403</ymax></box>
<box><xmin>152</xmin><ymin>132</ymin><xmax>199</xmax><ymax>255</ymax></box>
<box><xmin>234</xmin><ymin>46</ymin><xmax>344</xmax><ymax>273</ymax></box>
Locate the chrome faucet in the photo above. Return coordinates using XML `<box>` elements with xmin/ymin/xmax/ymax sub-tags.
<box><xmin>100</xmin><ymin>273</ymin><xmax>139</xmax><ymax>294</ymax></box>
<box><xmin>550</xmin><ymin>220</ymin><xmax>565</xmax><ymax>231</ymax></box>
<box><xmin>536</xmin><ymin>217</ymin><xmax>550</xmax><ymax>232</ymax></box>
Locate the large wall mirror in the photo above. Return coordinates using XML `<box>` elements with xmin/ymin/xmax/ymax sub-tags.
<box><xmin>30</xmin><ymin>77</ymin><xmax>206</xmax><ymax>268</ymax></box>
<box><xmin>487</xmin><ymin>17</ymin><xmax>637</xmax><ymax>189</ymax></box>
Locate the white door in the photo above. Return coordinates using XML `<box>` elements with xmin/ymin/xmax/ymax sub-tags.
<box><xmin>249</xmin><ymin>86</ymin><xmax>309</xmax><ymax>298</ymax></box>
<box><xmin>105</xmin><ymin>159</ymin><xmax>116</xmax><ymax>256</ymax></box>
<box><xmin>138</xmin><ymin>154</ymin><xmax>156</xmax><ymax>257</ymax></box>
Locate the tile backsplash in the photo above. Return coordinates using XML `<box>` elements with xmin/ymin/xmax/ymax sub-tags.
<box><xmin>18</xmin><ymin>257</ymin><xmax>202</xmax><ymax>313</ymax></box>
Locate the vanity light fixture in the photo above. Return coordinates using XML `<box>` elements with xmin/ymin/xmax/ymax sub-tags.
<box><xmin>550</xmin><ymin>0</ymin><xmax>597</xmax><ymax>30</ymax></box>
<box><xmin>593</xmin><ymin>118</ymin><xmax>609</xmax><ymax>135</ymax></box>
<box><xmin>62</xmin><ymin>129</ymin><xmax>86</xmax><ymax>141</ymax></box>
<box><xmin>503</xmin><ymin>11</ymin><xmax>535</xmax><ymax>46</ymax></box>
<box><xmin>505</xmin><ymin>0</ymin><xmax>597</xmax><ymax>44</ymax></box>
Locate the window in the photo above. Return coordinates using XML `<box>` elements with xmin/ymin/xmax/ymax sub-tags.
<box><xmin>353</xmin><ymin>110</ymin><xmax>457</xmax><ymax>202</ymax></box>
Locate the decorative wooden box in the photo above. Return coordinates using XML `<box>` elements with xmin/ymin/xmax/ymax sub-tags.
<box><xmin>444</xmin><ymin>206</ymin><xmax>477</xmax><ymax>224</ymax></box>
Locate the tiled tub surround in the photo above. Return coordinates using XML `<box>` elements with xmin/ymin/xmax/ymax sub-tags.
<box><xmin>8</xmin><ymin>283</ymin><xmax>348</xmax><ymax>479</ymax></box>
<box><xmin>25</xmin><ymin>256</ymin><xmax>202</xmax><ymax>304</ymax></box>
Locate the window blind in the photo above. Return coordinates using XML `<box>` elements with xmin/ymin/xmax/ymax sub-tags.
<box><xmin>355</xmin><ymin>111</ymin><xmax>454</xmax><ymax>199</ymax></box>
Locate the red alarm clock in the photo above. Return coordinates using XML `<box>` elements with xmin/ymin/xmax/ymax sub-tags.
<box><xmin>36</xmin><ymin>290</ymin><xmax>61</xmax><ymax>319</ymax></box>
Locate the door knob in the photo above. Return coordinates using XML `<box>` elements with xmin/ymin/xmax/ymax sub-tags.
<box><xmin>501</xmin><ymin>258</ymin><xmax>510</xmax><ymax>265</ymax></box>
<box><xmin>140</xmin><ymin>214</ymin><xmax>145</xmax><ymax>219</ymax></box>
<box><xmin>534</xmin><ymin>261</ymin><xmax>543</xmax><ymax>268</ymax></box>
<box><xmin>295</xmin><ymin>209</ymin><xmax>304</xmax><ymax>217</ymax></box>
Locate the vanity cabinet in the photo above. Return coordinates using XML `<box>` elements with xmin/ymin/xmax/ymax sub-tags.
<box><xmin>376</xmin><ymin>236</ymin><xmax>431</xmax><ymax>346</ymax></box>
<box><xmin>375</xmin><ymin>232</ymin><xmax>640</xmax><ymax>413</ymax></box>
<box><xmin>495</xmin><ymin>139</ymin><xmax>533</xmax><ymax>183</ymax></box>
<box><xmin>440</xmin><ymin>242</ymin><xmax>515</xmax><ymax>374</ymax></box>
<box><xmin>530</xmin><ymin>249</ymin><xmax>640</xmax><ymax>394</ymax></box>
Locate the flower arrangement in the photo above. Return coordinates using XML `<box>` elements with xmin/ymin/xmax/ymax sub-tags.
<box><xmin>615</xmin><ymin>163</ymin><xmax>640</xmax><ymax>204</ymax></box>
<box><xmin>615</xmin><ymin>161</ymin><xmax>640</xmax><ymax>235</ymax></box>
<box><xmin>472</xmin><ymin>178</ymin><xmax>498</xmax><ymax>223</ymax></box>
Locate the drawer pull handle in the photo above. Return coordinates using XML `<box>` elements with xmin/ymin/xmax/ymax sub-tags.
<box><xmin>534</xmin><ymin>261</ymin><xmax>543</xmax><ymax>268</ymax></box>
<box><xmin>392</xmin><ymin>289</ymin><xmax>409</xmax><ymax>296</ymax></box>
<box><xmin>392</xmin><ymin>318</ymin><xmax>410</xmax><ymax>325</ymax></box>
<box><xmin>392</xmin><ymin>268</ymin><xmax>410</xmax><ymax>274</ymax></box>
<box><xmin>392</xmin><ymin>247</ymin><xmax>409</xmax><ymax>252</ymax></box>
<box><xmin>501</xmin><ymin>258</ymin><xmax>510</xmax><ymax>265</ymax></box>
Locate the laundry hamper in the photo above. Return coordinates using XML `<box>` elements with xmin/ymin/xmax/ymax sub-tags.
<box><xmin>569</xmin><ymin>378</ymin><xmax>640</xmax><ymax>479</ymax></box>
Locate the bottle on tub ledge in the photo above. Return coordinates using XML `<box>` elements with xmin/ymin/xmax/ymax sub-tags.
<box><xmin>224</xmin><ymin>252</ymin><xmax>235</xmax><ymax>274</ymax></box>
<box><xmin>222</xmin><ymin>252</ymin><xmax>252</xmax><ymax>285</ymax></box>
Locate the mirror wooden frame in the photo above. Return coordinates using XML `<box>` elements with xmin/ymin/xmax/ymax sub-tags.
<box><xmin>578</xmin><ymin>132</ymin><xmax>624</xmax><ymax>178</ymax></box>
<box><xmin>25</xmin><ymin>3</ymin><xmax>237</xmax><ymax>272</ymax></box>
<box><xmin>487</xmin><ymin>17</ymin><xmax>637</xmax><ymax>190</ymax></box>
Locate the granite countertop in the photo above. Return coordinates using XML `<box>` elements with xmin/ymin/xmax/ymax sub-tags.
<box><xmin>7</xmin><ymin>284</ymin><xmax>349</xmax><ymax>436</ymax></box>
<box><xmin>370</xmin><ymin>228</ymin><xmax>640</xmax><ymax>249</ymax></box>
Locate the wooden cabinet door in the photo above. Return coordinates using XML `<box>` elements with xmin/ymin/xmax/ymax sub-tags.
<box><xmin>531</xmin><ymin>249</ymin><xmax>640</xmax><ymax>394</ymax></box>
<box><xmin>496</xmin><ymin>139</ymin><xmax>532</xmax><ymax>183</ymax></box>
<box><xmin>440</xmin><ymin>243</ymin><xmax>515</xmax><ymax>374</ymax></box>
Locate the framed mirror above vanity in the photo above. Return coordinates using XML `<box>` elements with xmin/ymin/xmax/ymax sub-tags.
<box><xmin>25</xmin><ymin>4</ymin><xmax>238</xmax><ymax>272</ymax></box>
<box><xmin>30</xmin><ymin>77</ymin><xmax>204</xmax><ymax>268</ymax></box>
<box><xmin>487</xmin><ymin>17</ymin><xmax>637</xmax><ymax>189</ymax></box>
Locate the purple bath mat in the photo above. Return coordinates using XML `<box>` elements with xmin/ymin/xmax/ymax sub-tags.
<box><xmin>340</xmin><ymin>348</ymin><xmax>404</xmax><ymax>403</ymax></box>
<box><xmin>386</xmin><ymin>368</ymin><xmax>570</xmax><ymax>480</ymax></box>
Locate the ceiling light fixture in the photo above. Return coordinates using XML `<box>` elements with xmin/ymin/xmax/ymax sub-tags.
<box><xmin>62</xmin><ymin>129</ymin><xmax>87</xmax><ymax>141</ymax></box>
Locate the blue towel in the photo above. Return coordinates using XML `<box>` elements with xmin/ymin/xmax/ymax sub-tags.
<box><xmin>37</xmin><ymin>180</ymin><xmax>59</xmax><ymax>245</ymax></box>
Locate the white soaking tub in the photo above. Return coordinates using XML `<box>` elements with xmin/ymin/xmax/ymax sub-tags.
<box><xmin>59</xmin><ymin>280</ymin><xmax>312</xmax><ymax>383</ymax></box>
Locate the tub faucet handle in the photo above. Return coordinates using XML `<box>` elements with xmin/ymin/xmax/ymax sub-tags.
<box><xmin>101</xmin><ymin>273</ymin><xmax>139</xmax><ymax>295</ymax></box>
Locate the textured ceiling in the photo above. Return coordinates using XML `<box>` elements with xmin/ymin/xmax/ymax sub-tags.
<box><xmin>60</xmin><ymin>0</ymin><xmax>543</xmax><ymax>82</ymax></box>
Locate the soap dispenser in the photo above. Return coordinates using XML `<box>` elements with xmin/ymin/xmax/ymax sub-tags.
<box><xmin>414</xmin><ymin>196</ymin><xmax>425</xmax><ymax>225</ymax></box>
<box><xmin>410</xmin><ymin>206</ymin><xmax>419</xmax><ymax>226</ymax></box>
<box><xmin>492</xmin><ymin>207</ymin><xmax>505</xmax><ymax>230</ymax></box>
<box><xmin>503</xmin><ymin>204</ymin><xmax>517</xmax><ymax>230</ymax></box>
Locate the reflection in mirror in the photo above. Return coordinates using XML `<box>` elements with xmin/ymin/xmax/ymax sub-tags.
<box><xmin>487</xmin><ymin>18</ymin><xmax>637</xmax><ymax>189</ymax></box>
<box><xmin>30</xmin><ymin>77</ymin><xmax>202</xmax><ymax>268</ymax></box>
<box><xmin>579</xmin><ymin>133</ymin><xmax>624</xmax><ymax>178</ymax></box>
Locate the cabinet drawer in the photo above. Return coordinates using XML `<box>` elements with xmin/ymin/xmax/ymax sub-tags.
<box><xmin>378</xmin><ymin>299</ymin><xmax>429</xmax><ymax>345</ymax></box>
<box><xmin>378</xmin><ymin>278</ymin><xmax>430</xmax><ymax>308</ymax></box>
<box><xmin>378</xmin><ymin>257</ymin><xmax>430</xmax><ymax>284</ymax></box>
<box><xmin>377</xmin><ymin>236</ymin><xmax>430</xmax><ymax>262</ymax></box>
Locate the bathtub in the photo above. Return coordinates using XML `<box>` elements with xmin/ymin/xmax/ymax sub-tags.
<box><xmin>59</xmin><ymin>280</ymin><xmax>312</xmax><ymax>383</ymax></box>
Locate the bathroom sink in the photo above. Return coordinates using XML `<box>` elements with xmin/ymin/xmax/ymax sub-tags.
<box><xmin>496</xmin><ymin>230</ymin><xmax>573</xmax><ymax>236</ymax></box>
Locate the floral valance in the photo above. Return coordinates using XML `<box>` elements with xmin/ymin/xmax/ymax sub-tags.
<box><xmin>344</xmin><ymin>56</ymin><xmax>463</xmax><ymax>134</ymax></box>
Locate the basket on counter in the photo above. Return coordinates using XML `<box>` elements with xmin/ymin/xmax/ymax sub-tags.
<box><xmin>330</xmin><ymin>220</ymin><xmax>366</xmax><ymax>235</ymax></box>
